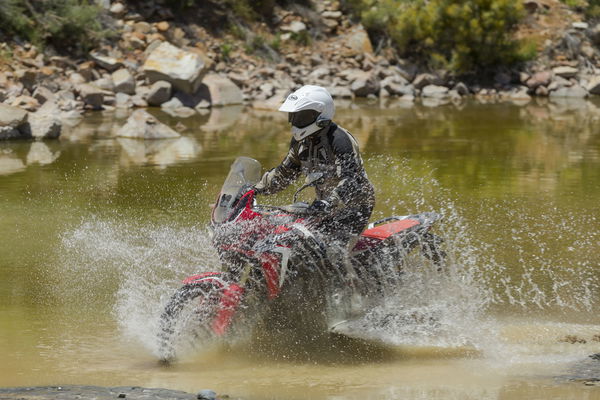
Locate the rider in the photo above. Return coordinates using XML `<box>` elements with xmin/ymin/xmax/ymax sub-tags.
<box><xmin>254</xmin><ymin>85</ymin><xmax>375</xmax><ymax>247</ymax></box>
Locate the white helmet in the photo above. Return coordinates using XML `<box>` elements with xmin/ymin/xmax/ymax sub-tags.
<box><xmin>279</xmin><ymin>85</ymin><xmax>335</xmax><ymax>141</ymax></box>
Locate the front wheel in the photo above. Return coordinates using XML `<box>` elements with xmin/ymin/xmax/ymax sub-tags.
<box><xmin>158</xmin><ymin>279</ymin><xmax>236</xmax><ymax>363</ymax></box>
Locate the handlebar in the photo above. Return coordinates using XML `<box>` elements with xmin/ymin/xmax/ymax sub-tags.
<box><xmin>255</xmin><ymin>202</ymin><xmax>314</xmax><ymax>216</ymax></box>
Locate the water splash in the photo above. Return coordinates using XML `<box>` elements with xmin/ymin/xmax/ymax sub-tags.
<box><xmin>57</xmin><ymin>156</ymin><xmax>599</xmax><ymax>365</ymax></box>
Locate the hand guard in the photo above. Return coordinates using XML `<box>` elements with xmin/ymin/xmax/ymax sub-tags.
<box><xmin>308</xmin><ymin>199</ymin><xmax>331</xmax><ymax>214</ymax></box>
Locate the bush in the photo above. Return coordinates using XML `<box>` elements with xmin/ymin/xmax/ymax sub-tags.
<box><xmin>346</xmin><ymin>0</ymin><xmax>527</xmax><ymax>73</ymax></box>
<box><xmin>0</xmin><ymin>0</ymin><xmax>107</xmax><ymax>54</ymax></box>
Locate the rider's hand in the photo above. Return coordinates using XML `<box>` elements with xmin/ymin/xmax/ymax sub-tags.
<box><xmin>308</xmin><ymin>199</ymin><xmax>331</xmax><ymax>214</ymax></box>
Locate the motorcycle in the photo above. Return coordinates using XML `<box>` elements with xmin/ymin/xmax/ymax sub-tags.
<box><xmin>157</xmin><ymin>157</ymin><xmax>444</xmax><ymax>362</ymax></box>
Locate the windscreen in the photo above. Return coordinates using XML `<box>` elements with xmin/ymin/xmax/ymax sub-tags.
<box><xmin>212</xmin><ymin>157</ymin><xmax>262</xmax><ymax>223</ymax></box>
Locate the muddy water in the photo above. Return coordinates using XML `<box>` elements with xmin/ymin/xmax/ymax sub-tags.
<box><xmin>1</xmin><ymin>99</ymin><xmax>600</xmax><ymax>399</ymax></box>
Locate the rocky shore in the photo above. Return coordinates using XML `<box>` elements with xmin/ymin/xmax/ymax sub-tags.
<box><xmin>3</xmin><ymin>0</ymin><xmax>600</xmax><ymax>141</ymax></box>
<box><xmin>0</xmin><ymin>386</ymin><xmax>230</xmax><ymax>400</ymax></box>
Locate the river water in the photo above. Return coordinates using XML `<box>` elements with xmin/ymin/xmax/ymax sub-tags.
<box><xmin>1</xmin><ymin>98</ymin><xmax>599</xmax><ymax>399</ymax></box>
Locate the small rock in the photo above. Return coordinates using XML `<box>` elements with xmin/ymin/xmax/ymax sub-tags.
<box><xmin>412</xmin><ymin>73</ymin><xmax>436</xmax><ymax>90</ymax></box>
<box><xmin>308</xmin><ymin>67</ymin><xmax>330</xmax><ymax>80</ymax></box>
<box><xmin>11</xmin><ymin>95</ymin><xmax>40</xmax><ymax>111</ymax></box>
<box><xmin>118</xmin><ymin>393</ymin><xmax>127</xmax><ymax>398</ymax></box>
<box><xmin>77</xmin><ymin>83</ymin><xmax>104</xmax><ymax>109</ymax></box>
<box><xmin>350</xmin><ymin>72</ymin><xmax>380</xmax><ymax>97</ymax></box>
<box><xmin>572</xmin><ymin>22</ymin><xmax>589</xmax><ymax>30</ymax></box>
<box><xmin>552</xmin><ymin>66</ymin><xmax>578</xmax><ymax>79</ymax></box>
<box><xmin>585</xmin><ymin>75</ymin><xmax>600</xmax><ymax>95</ymax></box>
<box><xmin>535</xmin><ymin>85</ymin><xmax>549</xmax><ymax>97</ymax></box>
<box><xmin>69</xmin><ymin>73</ymin><xmax>87</xmax><ymax>86</ymax></box>
<box><xmin>280</xmin><ymin>21</ymin><xmax>307</xmax><ymax>34</ymax></box>
<box><xmin>199</xmin><ymin>73</ymin><xmax>243</xmax><ymax>106</ymax></box>
<box><xmin>33</xmin><ymin>86</ymin><xmax>56</xmax><ymax>105</ymax></box>
<box><xmin>509</xmin><ymin>86</ymin><xmax>532</xmax><ymax>101</ymax></box>
<box><xmin>453</xmin><ymin>82</ymin><xmax>470</xmax><ymax>96</ymax></box>
<box><xmin>328</xmin><ymin>85</ymin><xmax>353</xmax><ymax>98</ymax></box>
<box><xmin>322</xmin><ymin>10</ymin><xmax>342</xmax><ymax>19</ymax></box>
<box><xmin>115</xmin><ymin>93</ymin><xmax>132</xmax><ymax>108</ymax></box>
<box><xmin>89</xmin><ymin>52</ymin><xmax>123</xmax><ymax>72</ymax></box>
<box><xmin>14</xmin><ymin>69</ymin><xmax>38</xmax><ymax>91</ymax></box>
<box><xmin>112</xmin><ymin>68</ymin><xmax>136</xmax><ymax>95</ymax></box>
<box><xmin>147</xmin><ymin>81</ymin><xmax>172</xmax><ymax>106</ymax></box>
<box><xmin>195</xmin><ymin>99</ymin><xmax>211</xmax><ymax>110</ymax></box>
<box><xmin>322</xmin><ymin>19</ymin><xmax>339</xmax><ymax>30</ymax></box>
<box><xmin>526</xmin><ymin>71</ymin><xmax>553</xmax><ymax>89</ymax></box>
<box><xmin>197</xmin><ymin>389</ymin><xmax>217</xmax><ymax>400</ymax></box>
<box><xmin>109</xmin><ymin>2</ymin><xmax>125</xmax><ymax>15</ymax></box>
<box><xmin>156</xmin><ymin>21</ymin><xmax>170</xmax><ymax>32</ymax></box>
<box><xmin>0</xmin><ymin>103</ymin><xmax>30</xmax><ymax>139</ymax></box>
<box><xmin>422</xmin><ymin>84</ymin><xmax>449</xmax><ymax>98</ymax></box>
<box><xmin>29</xmin><ymin>102</ymin><xmax>62</xmax><ymax>139</ymax></box>
<box><xmin>93</xmin><ymin>77</ymin><xmax>115</xmax><ymax>92</ymax></box>
<box><xmin>134</xmin><ymin>21</ymin><xmax>152</xmax><ymax>34</ymax></box>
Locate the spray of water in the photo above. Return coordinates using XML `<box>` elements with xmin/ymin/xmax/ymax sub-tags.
<box><xmin>58</xmin><ymin>156</ymin><xmax>599</xmax><ymax>364</ymax></box>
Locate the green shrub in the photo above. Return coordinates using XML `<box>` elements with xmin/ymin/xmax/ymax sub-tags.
<box><xmin>220</xmin><ymin>42</ymin><xmax>234</xmax><ymax>60</ymax></box>
<box><xmin>270</xmin><ymin>34</ymin><xmax>282</xmax><ymax>51</ymax></box>
<box><xmin>346</xmin><ymin>0</ymin><xmax>527</xmax><ymax>73</ymax></box>
<box><xmin>0</xmin><ymin>0</ymin><xmax>107</xmax><ymax>54</ymax></box>
<box><xmin>290</xmin><ymin>30</ymin><xmax>311</xmax><ymax>46</ymax></box>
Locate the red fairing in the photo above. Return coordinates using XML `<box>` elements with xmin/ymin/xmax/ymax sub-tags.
<box><xmin>235</xmin><ymin>191</ymin><xmax>261</xmax><ymax>222</ymax></box>
<box><xmin>212</xmin><ymin>284</ymin><xmax>245</xmax><ymax>336</ymax></box>
<box><xmin>261</xmin><ymin>253</ymin><xmax>281</xmax><ymax>299</ymax></box>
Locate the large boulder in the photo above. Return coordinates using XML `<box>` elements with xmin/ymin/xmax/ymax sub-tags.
<box><xmin>117</xmin><ymin>109</ymin><xmax>180</xmax><ymax>139</ymax></box>
<box><xmin>111</xmin><ymin>68</ymin><xmax>136</xmax><ymax>95</ymax></box>
<box><xmin>0</xmin><ymin>103</ymin><xmax>31</xmax><ymax>140</ymax></box>
<box><xmin>143</xmin><ymin>42</ymin><xmax>207</xmax><ymax>94</ymax></box>
<box><xmin>343</xmin><ymin>25</ymin><xmax>374</xmax><ymax>55</ymax></box>
<box><xmin>198</xmin><ymin>73</ymin><xmax>243</xmax><ymax>106</ymax></box>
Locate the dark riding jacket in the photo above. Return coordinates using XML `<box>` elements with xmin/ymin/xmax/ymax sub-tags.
<box><xmin>255</xmin><ymin>123</ymin><xmax>375</xmax><ymax>238</ymax></box>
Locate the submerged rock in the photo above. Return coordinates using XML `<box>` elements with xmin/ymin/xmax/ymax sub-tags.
<box><xmin>26</xmin><ymin>142</ymin><xmax>61</xmax><ymax>165</ymax></box>
<box><xmin>196</xmin><ymin>389</ymin><xmax>216</xmax><ymax>400</ymax></box>
<box><xmin>0</xmin><ymin>154</ymin><xmax>26</xmax><ymax>175</ymax></box>
<box><xmin>117</xmin><ymin>109</ymin><xmax>180</xmax><ymax>139</ymax></box>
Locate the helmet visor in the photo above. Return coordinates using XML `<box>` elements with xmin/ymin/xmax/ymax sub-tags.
<box><xmin>288</xmin><ymin>110</ymin><xmax>320</xmax><ymax>128</ymax></box>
